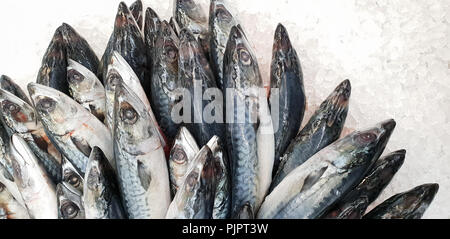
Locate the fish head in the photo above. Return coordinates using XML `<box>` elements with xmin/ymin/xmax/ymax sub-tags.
<box><xmin>0</xmin><ymin>89</ymin><xmax>36</xmax><ymax>134</ymax></box>
<box><xmin>310</xmin><ymin>80</ymin><xmax>351</xmax><ymax>136</ymax></box>
<box><xmin>178</xmin><ymin>28</ymin><xmax>214</xmax><ymax>87</ymax></box>
<box><xmin>8</xmin><ymin>134</ymin><xmax>43</xmax><ymax>193</ymax></box>
<box><xmin>405</xmin><ymin>184</ymin><xmax>439</xmax><ymax>215</ymax></box>
<box><xmin>109</xmin><ymin>51</ymin><xmax>142</xmax><ymax>90</ymax></box>
<box><xmin>210</xmin><ymin>0</ymin><xmax>236</xmax><ymax>30</ymax></box>
<box><xmin>28</xmin><ymin>83</ymin><xmax>80</xmax><ymax>135</ymax></box>
<box><xmin>115</xmin><ymin>2</ymin><xmax>138</xmax><ymax>29</ymax></box>
<box><xmin>271</xmin><ymin>24</ymin><xmax>302</xmax><ymax>87</ymax></box>
<box><xmin>174</xmin><ymin>0</ymin><xmax>208</xmax><ymax>34</ymax></box>
<box><xmin>181</xmin><ymin>146</ymin><xmax>215</xmax><ymax>203</ymax></box>
<box><xmin>67</xmin><ymin>59</ymin><xmax>101</xmax><ymax>97</ymax></box>
<box><xmin>224</xmin><ymin>25</ymin><xmax>262</xmax><ymax>89</ymax></box>
<box><xmin>56</xmin><ymin>182</ymin><xmax>84</xmax><ymax>219</ymax></box>
<box><xmin>83</xmin><ymin>147</ymin><xmax>108</xmax><ymax>205</ymax></box>
<box><xmin>333</xmin><ymin>119</ymin><xmax>396</xmax><ymax>171</ymax></box>
<box><xmin>364</xmin><ymin>149</ymin><xmax>406</xmax><ymax>189</ymax></box>
<box><xmin>144</xmin><ymin>7</ymin><xmax>161</xmax><ymax>36</ymax></box>
<box><xmin>61</xmin><ymin>157</ymin><xmax>83</xmax><ymax>193</ymax></box>
<box><xmin>169</xmin><ymin>127</ymin><xmax>199</xmax><ymax>178</ymax></box>
<box><xmin>113</xmin><ymin>83</ymin><xmax>161</xmax><ymax>155</ymax></box>
<box><xmin>58</xmin><ymin>23</ymin><xmax>82</xmax><ymax>45</ymax></box>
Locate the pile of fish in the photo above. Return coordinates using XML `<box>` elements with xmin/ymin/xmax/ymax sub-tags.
<box><xmin>0</xmin><ymin>0</ymin><xmax>439</xmax><ymax>219</ymax></box>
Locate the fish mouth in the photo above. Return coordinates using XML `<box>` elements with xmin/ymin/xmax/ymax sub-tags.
<box><xmin>145</xmin><ymin>7</ymin><xmax>159</xmax><ymax>20</ymax></box>
<box><xmin>27</xmin><ymin>83</ymin><xmax>60</xmax><ymax>105</ymax></box>
<box><xmin>324</xmin><ymin>80</ymin><xmax>351</xmax><ymax>127</ymax></box>
<box><xmin>115</xmin><ymin>2</ymin><xmax>134</xmax><ymax>28</ymax></box>
<box><xmin>178</xmin><ymin>29</ymin><xmax>202</xmax><ymax>58</ymax></box>
<box><xmin>371</xmin><ymin>119</ymin><xmax>396</xmax><ymax>159</ymax></box>
<box><xmin>273</xmin><ymin>23</ymin><xmax>292</xmax><ymax>54</ymax></box>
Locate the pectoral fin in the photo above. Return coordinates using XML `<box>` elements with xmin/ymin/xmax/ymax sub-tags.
<box><xmin>137</xmin><ymin>160</ymin><xmax>151</xmax><ymax>191</ymax></box>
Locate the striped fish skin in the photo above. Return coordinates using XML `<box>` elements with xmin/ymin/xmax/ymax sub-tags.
<box><xmin>67</xmin><ymin>59</ymin><xmax>106</xmax><ymax>122</ymax></box>
<box><xmin>207</xmin><ymin>135</ymin><xmax>231</xmax><ymax>219</ymax></box>
<box><xmin>129</xmin><ymin>0</ymin><xmax>143</xmax><ymax>30</ymax></box>
<box><xmin>0</xmin><ymin>75</ymin><xmax>31</xmax><ymax>105</ymax></box>
<box><xmin>59</xmin><ymin>23</ymin><xmax>100</xmax><ymax>79</ymax></box>
<box><xmin>83</xmin><ymin>147</ymin><xmax>125</xmax><ymax>219</ymax></box>
<box><xmin>257</xmin><ymin>119</ymin><xmax>396</xmax><ymax>219</ymax></box>
<box><xmin>36</xmin><ymin>28</ymin><xmax>69</xmax><ymax>95</ymax></box>
<box><xmin>174</xmin><ymin>0</ymin><xmax>210</xmax><ymax>57</ymax></box>
<box><xmin>99</xmin><ymin>2</ymin><xmax>148</xmax><ymax>97</ymax></box>
<box><xmin>363</xmin><ymin>183</ymin><xmax>439</xmax><ymax>219</ymax></box>
<box><xmin>150</xmin><ymin>21</ymin><xmax>181</xmax><ymax>144</ymax></box>
<box><xmin>169</xmin><ymin>127</ymin><xmax>199</xmax><ymax>196</ymax></box>
<box><xmin>9</xmin><ymin>134</ymin><xmax>57</xmax><ymax>219</ymax></box>
<box><xmin>28</xmin><ymin>83</ymin><xmax>114</xmax><ymax>176</ymax></box>
<box><xmin>178</xmin><ymin>29</ymin><xmax>225</xmax><ymax>147</ymax></box>
<box><xmin>270</xmin><ymin>80</ymin><xmax>351</xmax><ymax>191</ymax></box>
<box><xmin>166</xmin><ymin>145</ymin><xmax>217</xmax><ymax>219</ymax></box>
<box><xmin>324</xmin><ymin>149</ymin><xmax>406</xmax><ymax>219</ymax></box>
<box><xmin>0</xmin><ymin>182</ymin><xmax>30</xmax><ymax>219</ymax></box>
<box><xmin>209</xmin><ymin>0</ymin><xmax>238</xmax><ymax>90</ymax></box>
<box><xmin>56</xmin><ymin>182</ymin><xmax>84</xmax><ymax>219</ymax></box>
<box><xmin>270</xmin><ymin>24</ymin><xmax>306</xmax><ymax>174</ymax></box>
<box><xmin>113</xmin><ymin>83</ymin><xmax>170</xmax><ymax>219</ymax></box>
<box><xmin>61</xmin><ymin>157</ymin><xmax>84</xmax><ymax>194</ymax></box>
<box><xmin>0</xmin><ymin>89</ymin><xmax>62</xmax><ymax>182</ymax></box>
<box><xmin>223</xmin><ymin>25</ymin><xmax>275</xmax><ymax>218</ymax></box>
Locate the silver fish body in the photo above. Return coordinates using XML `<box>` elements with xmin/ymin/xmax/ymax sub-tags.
<box><xmin>223</xmin><ymin>25</ymin><xmax>275</xmax><ymax>218</ymax></box>
<box><xmin>83</xmin><ymin>147</ymin><xmax>125</xmax><ymax>219</ymax></box>
<box><xmin>56</xmin><ymin>182</ymin><xmax>85</xmax><ymax>219</ymax></box>
<box><xmin>169</xmin><ymin>127</ymin><xmax>199</xmax><ymax>196</ymax></box>
<box><xmin>270</xmin><ymin>80</ymin><xmax>350</xmax><ymax>191</ymax></box>
<box><xmin>67</xmin><ymin>59</ymin><xmax>106</xmax><ymax>122</ymax></box>
<box><xmin>324</xmin><ymin>149</ymin><xmax>406</xmax><ymax>219</ymax></box>
<box><xmin>166</xmin><ymin>145</ymin><xmax>216</xmax><ymax>219</ymax></box>
<box><xmin>28</xmin><ymin>83</ymin><xmax>114</xmax><ymax>176</ymax></box>
<box><xmin>363</xmin><ymin>183</ymin><xmax>439</xmax><ymax>219</ymax></box>
<box><xmin>257</xmin><ymin>120</ymin><xmax>396</xmax><ymax>219</ymax></box>
<box><xmin>9</xmin><ymin>134</ymin><xmax>57</xmax><ymax>219</ymax></box>
<box><xmin>0</xmin><ymin>182</ymin><xmax>30</xmax><ymax>219</ymax></box>
<box><xmin>113</xmin><ymin>83</ymin><xmax>170</xmax><ymax>219</ymax></box>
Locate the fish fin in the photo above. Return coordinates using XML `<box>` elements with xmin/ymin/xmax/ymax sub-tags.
<box><xmin>137</xmin><ymin>160</ymin><xmax>151</xmax><ymax>191</ymax></box>
<box><xmin>70</xmin><ymin>136</ymin><xmax>92</xmax><ymax>157</ymax></box>
<box><xmin>300</xmin><ymin>166</ymin><xmax>328</xmax><ymax>193</ymax></box>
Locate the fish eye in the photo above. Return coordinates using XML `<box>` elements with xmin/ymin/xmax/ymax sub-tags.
<box><xmin>239</xmin><ymin>49</ymin><xmax>252</xmax><ymax>66</ymax></box>
<box><xmin>120</xmin><ymin>106</ymin><xmax>139</xmax><ymax>125</ymax></box>
<box><xmin>2</xmin><ymin>101</ymin><xmax>20</xmax><ymax>114</ymax></box>
<box><xmin>60</xmin><ymin>200</ymin><xmax>79</xmax><ymax>219</ymax></box>
<box><xmin>106</xmin><ymin>72</ymin><xmax>122</xmax><ymax>90</ymax></box>
<box><xmin>170</xmin><ymin>146</ymin><xmax>187</xmax><ymax>164</ymax></box>
<box><xmin>67</xmin><ymin>69</ymin><xmax>84</xmax><ymax>83</ymax></box>
<box><xmin>186</xmin><ymin>172</ymin><xmax>198</xmax><ymax>192</ymax></box>
<box><xmin>356</xmin><ymin>132</ymin><xmax>377</xmax><ymax>145</ymax></box>
<box><xmin>36</xmin><ymin>97</ymin><xmax>56</xmax><ymax>112</ymax></box>
<box><xmin>68</xmin><ymin>174</ymin><xmax>81</xmax><ymax>188</ymax></box>
<box><xmin>165</xmin><ymin>47</ymin><xmax>178</xmax><ymax>61</ymax></box>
